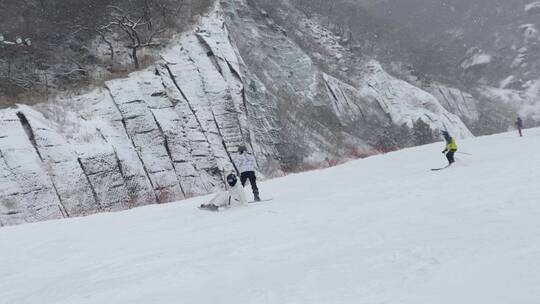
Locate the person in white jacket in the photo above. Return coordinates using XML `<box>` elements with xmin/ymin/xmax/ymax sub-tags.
<box><xmin>235</xmin><ymin>145</ymin><xmax>260</xmax><ymax>202</ymax></box>
<box><xmin>200</xmin><ymin>173</ymin><xmax>248</xmax><ymax>211</ymax></box>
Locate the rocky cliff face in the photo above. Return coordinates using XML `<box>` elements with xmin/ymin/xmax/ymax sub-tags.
<box><xmin>355</xmin><ymin>0</ymin><xmax>540</xmax><ymax>123</ymax></box>
<box><xmin>0</xmin><ymin>0</ymin><xmax>475</xmax><ymax>226</ymax></box>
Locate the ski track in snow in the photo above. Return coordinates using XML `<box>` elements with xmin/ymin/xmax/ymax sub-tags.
<box><xmin>1</xmin><ymin>129</ymin><xmax>539</xmax><ymax>304</ymax></box>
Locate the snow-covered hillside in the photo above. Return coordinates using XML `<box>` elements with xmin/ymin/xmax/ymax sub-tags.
<box><xmin>1</xmin><ymin>0</ymin><xmax>478</xmax><ymax>225</ymax></box>
<box><xmin>1</xmin><ymin>128</ymin><xmax>538</xmax><ymax>304</ymax></box>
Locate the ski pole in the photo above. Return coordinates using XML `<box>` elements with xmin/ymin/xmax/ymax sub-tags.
<box><xmin>457</xmin><ymin>152</ymin><xmax>472</xmax><ymax>156</ymax></box>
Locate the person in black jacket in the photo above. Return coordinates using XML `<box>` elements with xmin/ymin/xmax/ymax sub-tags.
<box><xmin>515</xmin><ymin>117</ymin><xmax>524</xmax><ymax>137</ymax></box>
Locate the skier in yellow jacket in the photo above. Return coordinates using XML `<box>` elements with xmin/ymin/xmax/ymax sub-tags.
<box><xmin>442</xmin><ymin>131</ymin><xmax>458</xmax><ymax>165</ymax></box>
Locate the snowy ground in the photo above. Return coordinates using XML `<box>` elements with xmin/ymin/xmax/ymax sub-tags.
<box><xmin>1</xmin><ymin>128</ymin><xmax>539</xmax><ymax>304</ymax></box>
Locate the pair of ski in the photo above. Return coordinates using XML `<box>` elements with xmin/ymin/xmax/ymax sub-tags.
<box><xmin>199</xmin><ymin>199</ymin><xmax>273</xmax><ymax>212</ymax></box>
<box><xmin>431</xmin><ymin>164</ymin><xmax>452</xmax><ymax>171</ymax></box>
<box><xmin>432</xmin><ymin>152</ymin><xmax>472</xmax><ymax>171</ymax></box>
<box><xmin>249</xmin><ymin>199</ymin><xmax>273</xmax><ymax>204</ymax></box>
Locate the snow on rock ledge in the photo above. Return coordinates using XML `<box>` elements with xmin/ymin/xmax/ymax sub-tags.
<box><xmin>526</xmin><ymin>1</ymin><xmax>540</xmax><ymax>14</ymax></box>
<box><xmin>426</xmin><ymin>82</ymin><xmax>480</xmax><ymax>123</ymax></box>
<box><xmin>0</xmin><ymin>109</ymin><xmax>65</xmax><ymax>225</ymax></box>
<box><xmin>360</xmin><ymin>61</ymin><xmax>473</xmax><ymax>138</ymax></box>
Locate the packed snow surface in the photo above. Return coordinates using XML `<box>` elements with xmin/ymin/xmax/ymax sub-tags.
<box><xmin>1</xmin><ymin>129</ymin><xmax>539</xmax><ymax>304</ymax></box>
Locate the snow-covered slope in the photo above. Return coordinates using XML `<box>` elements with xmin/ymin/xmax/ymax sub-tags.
<box><xmin>1</xmin><ymin>0</ymin><xmax>475</xmax><ymax>225</ymax></box>
<box><xmin>1</xmin><ymin>128</ymin><xmax>539</xmax><ymax>303</ymax></box>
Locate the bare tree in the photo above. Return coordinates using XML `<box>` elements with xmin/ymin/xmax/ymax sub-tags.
<box><xmin>71</xmin><ymin>24</ymin><xmax>115</xmax><ymax>62</ymax></box>
<box><xmin>105</xmin><ymin>5</ymin><xmax>166</xmax><ymax>69</ymax></box>
<box><xmin>1</xmin><ymin>0</ymin><xmax>213</xmax><ymax>105</ymax></box>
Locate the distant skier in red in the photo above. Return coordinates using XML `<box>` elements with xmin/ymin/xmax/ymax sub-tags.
<box><xmin>515</xmin><ymin>117</ymin><xmax>524</xmax><ymax>137</ymax></box>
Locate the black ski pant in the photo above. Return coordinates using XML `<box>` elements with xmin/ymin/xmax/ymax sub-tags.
<box><xmin>240</xmin><ymin>171</ymin><xmax>259</xmax><ymax>198</ymax></box>
<box><xmin>446</xmin><ymin>149</ymin><xmax>457</xmax><ymax>164</ymax></box>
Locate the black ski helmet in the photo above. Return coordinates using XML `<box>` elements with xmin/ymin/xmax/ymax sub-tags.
<box><xmin>441</xmin><ymin>130</ymin><xmax>451</xmax><ymax>143</ymax></box>
<box><xmin>226</xmin><ymin>173</ymin><xmax>238</xmax><ymax>187</ymax></box>
<box><xmin>238</xmin><ymin>145</ymin><xmax>248</xmax><ymax>153</ymax></box>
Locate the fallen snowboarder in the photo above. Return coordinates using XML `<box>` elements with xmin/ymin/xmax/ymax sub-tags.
<box><xmin>199</xmin><ymin>173</ymin><xmax>248</xmax><ymax>211</ymax></box>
